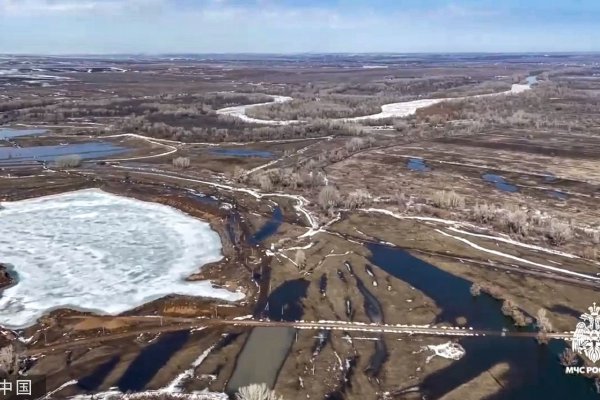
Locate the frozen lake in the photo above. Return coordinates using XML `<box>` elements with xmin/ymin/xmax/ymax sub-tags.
<box><xmin>0</xmin><ymin>189</ymin><xmax>242</xmax><ymax>328</ymax></box>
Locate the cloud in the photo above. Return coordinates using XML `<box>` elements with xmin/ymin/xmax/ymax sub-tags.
<box><xmin>427</xmin><ymin>3</ymin><xmax>502</xmax><ymax>19</ymax></box>
<box><xmin>0</xmin><ymin>0</ymin><xmax>165</xmax><ymax>15</ymax></box>
<box><xmin>1</xmin><ymin>0</ymin><xmax>598</xmax><ymax>53</ymax></box>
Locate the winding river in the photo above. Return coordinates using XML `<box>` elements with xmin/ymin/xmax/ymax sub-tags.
<box><xmin>216</xmin><ymin>80</ymin><xmax>533</xmax><ymax>126</ymax></box>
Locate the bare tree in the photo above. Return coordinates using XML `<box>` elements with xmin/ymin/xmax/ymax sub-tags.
<box><xmin>470</xmin><ymin>283</ymin><xmax>481</xmax><ymax>296</ymax></box>
<box><xmin>258</xmin><ymin>174</ymin><xmax>273</xmax><ymax>191</ymax></box>
<box><xmin>345</xmin><ymin>137</ymin><xmax>366</xmax><ymax>152</ymax></box>
<box><xmin>559</xmin><ymin>348</ymin><xmax>579</xmax><ymax>367</ymax></box>
<box><xmin>318</xmin><ymin>186</ymin><xmax>340</xmax><ymax>211</ymax></box>
<box><xmin>536</xmin><ymin>308</ymin><xmax>554</xmax><ymax>343</ymax></box>
<box><xmin>431</xmin><ymin>190</ymin><xmax>465</xmax><ymax>209</ymax></box>
<box><xmin>344</xmin><ymin>189</ymin><xmax>372</xmax><ymax>209</ymax></box>
<box><xmin>236</xmin><ymin>383</ymin><xmax>284</xmax><ymax>400</ymax></box>
<box><xmin>172</xmin><ymin>156</ymin><xmax>191</xmax><ymax>169</ymax></box>
<box><xmin>295</xmin><ymin>250</ymin><xmax>306</xmax><ymax>269</ymax></box>
<box><xmin>501</xmin><ymin>299</ymin><xmax>529</xmax><ymax>326</ymax></box>
<box><xmin>543</xmin><ymin>220</ymin><xmax>573</xmax><ymax>245</ymax></box>
<box><xmin>473</xmin><ymin>202</ymin><xmax>496</xmax><ymax>223</ymax></box>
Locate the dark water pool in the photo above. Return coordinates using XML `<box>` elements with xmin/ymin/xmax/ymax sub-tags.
<box><xmin>0</xmin><ymin>142</ymin><xmax>127</xmax><ymax>164</ymax></box>
<box><xmin>543</xmin><ymin>173</ymin><xmax>558</xmax><ymax>183</ymax></box>
<box><xmin>407</xmin><ymin>158</ymin><xmax>431</xmax><ymax>172</ymax></box>
<box><xmin>265</xmin><ymin>278</ymin><xmax>310</xmax><ymax>321</ymax></box>
<box><xmin>482</xmin><ymin>173</ymin><xmax>518</xmax><ymax>193</ymax></box>
<box><xmin>77</xmin><ymin>356</ymin><xmax>120</xmax><ymax>391</ymax></box>
<box><xmin>250</xmin><ymin>207</ymin><xmax>283</xmax><ymax>244</ymax></box>
<box><xmin>116</xmin><ymin>331</ymin><xmax>190</xmax><ymax>392</ymax></box>
<box><xmin>227</xmin><ymin>279</ymin><xmax>310</xmax><ymax>394</ymax></box>
<box><xmin>367</xmin><ymin>244</ymin><xmax>596</xmax><ymax>399</ymax></box>
<box><xmin>209</xmin><ymin>148</ymin><xmax>274</xmax><ymax>158</ymax></box>
<box><xmin>549</xmin><ymin>190</ymin><xmax>568</xmax><ymax>201</ymax></box>
<box><xmin>0</xmin><ymin>128</ymin><xmax>47</xmax><ymax>140</ymax></box>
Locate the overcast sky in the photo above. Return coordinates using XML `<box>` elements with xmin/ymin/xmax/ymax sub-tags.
<box><xmin>1</xmin><ymin>0</ymin><xmax>599</xmax><ymax>54</ymax></box>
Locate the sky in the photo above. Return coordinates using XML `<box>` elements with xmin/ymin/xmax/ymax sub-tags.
<box><xmin>0</xmin><ymin>0</ymin><xmax>600</xmax><ymax>54</ymax></box>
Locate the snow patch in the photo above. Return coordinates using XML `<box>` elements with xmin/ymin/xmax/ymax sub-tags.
<box><xmin>425</xmin><ymin>341</ymin><xmax>466</xmax><ymax>363</ymax></box>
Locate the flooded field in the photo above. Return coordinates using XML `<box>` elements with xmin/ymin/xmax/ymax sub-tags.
<box><xmin>209</xmin><ymin>148</ymin><xmax>274</xmax><ymax>158</ymax></box>
<box><xmin>407</xmin><ymin>158</ymin><xmax>431</xmax><ymax>172</ymax></box>
<box><xmin>0</xmin><ymin>128</ymin><xmax>47</xmax><ymax>140</ymax></box>
<box><xmin>481</xmin><ymin>173</ymin><xmax>518</xmax><ymax>192</ymax></box>
<box><xmin>369</xmin><ymin>244</ymin><xmax>597</xmax><ymax>399</ymax></box>
<box><xmin>0</xmin><ymin>142</ymin><xmax>127</xmax><ymax>164</ymax></box>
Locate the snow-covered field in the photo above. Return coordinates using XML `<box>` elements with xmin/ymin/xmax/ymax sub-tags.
<box><xmin>0</xmin><ymin>189</ymin><xmax>242</xmax><ymax>328</ymax></box>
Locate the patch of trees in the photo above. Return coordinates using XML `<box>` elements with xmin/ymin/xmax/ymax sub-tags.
<box><xmin>120</xmin><ymin>115</ymin><xmax>363</xmax><ymax>143</ymax></box>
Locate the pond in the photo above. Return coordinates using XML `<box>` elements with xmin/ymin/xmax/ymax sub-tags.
<box><xmin>250</xmin><ymin>207</ymin><xmax>283</xmax><ymax>244</ymax></box>
<box><xmin>482</xmin><ymin>173</ymin><xmax>518</xmax><ymax>193</ymax></box>
<box><xmin>209</xmin><ymin>148</ymin><xmax>274</xmax><ymax>158</ymax></box>
<box><xmin>549</xmin><ymin>190</ymin><xmax>569</xmax><ymax>201</ymax></box>
<box><xmin>367</xmin><ymin>244</ymin><xmax>597</xmax><ymax>399</ymax></box>
<box><xmin>0</xmin><ymin>128</ymin><xmax>47</xmax><ymax>140</ymax></box>
<box><xmin>0</xmin><ymin>189</ymin><xmax>242</xmax><ymax>328</ymax></box>
<box><xmin>116</xmin><ymin>331</ymin><xmax>191</xmax><ymax>392</ymax></box>
<box><xmin>407</xmin><ymin>158</ymin><xmax>431</xmax><ymax>172</ymax></box>
<box><xmin>0</xmin><ymin>142</ymin><xmax>127</xmax><ymax>164</ymax></box>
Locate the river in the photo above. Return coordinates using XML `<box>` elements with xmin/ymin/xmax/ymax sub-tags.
<box><xmin>368</xmin><ymin>243</ymin><xmax>597</xmax><ymax>399</ymax></box>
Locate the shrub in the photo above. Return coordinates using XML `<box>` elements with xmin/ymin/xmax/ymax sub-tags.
<box><xmin>470</xmin><ymin>283</ymin><xmax>481</xmax><ymax>296</ymax></box>
<box><xmin>500</xmin><ymin>207</ymin><xmax>528</xmax><ymax>235</ymax></box>
<box><xmin>591</xmin><ymin>230</ymin><xmax>600</xmax><ymax>245</ymax></box>
<box><xmin>172</xmin><ymin>156</ymin><xmax>190</xmax><ymax>169</ymax></box>
<box><xmin>536</xmin><ymin>308</ymin><xmax>553</xmax><ymax>333</ymax></box>
<box><xmin>344</xmin><ymin>189</ymin><xmax>372</xmax><ymax>209</ymax></box>
<box><xmin>236</xmin><ymin>383</ymin><xmax>284</xmax><ymax>400</ymax></box>
<box><xmin>345</xmin><ymin>137</ymin><xmax>366</xmax><ymax>152</ymax></box>
<box><xmin>55</xmin><ymin>154</ymin><xmax>82</xmax><ymax>168</ymax></box>
<box><xmin>501</xmin><ymin>299</ymin><xmax>530</xmax><ymax>326</ymax></box>
<box><xmin>472</xmin><ymin>202</ymin><xmax>496</xmax><ymax>223</ymax></box>
<box><xmin>294</xmin><ymin>250</ymin><xmax>306</xmax><ymax>269</ymax></box>
<box><xmin>581</xmin><ymin>247</ymin><xmax>598</xmax><ymax>260</ymax></box>
<box><xmin>318</xmin><ymin>186</ymin><xmax>340</xmax><ymax>210</ymax></box>
<box><xmin>258</xmin><ymin>174</ymin><xmax>273</xmax><ymax>191</ymax></box>
<box><xmin>394</xmin><ymin>190</ymin><xmax>407</xmax><ymax>206</ymax></box>
<box><xmin>559</xmin><ymin>348</ymin><xmax>579</xmax><ymax>367</ymax></box>
<box><xmin>544</xmin><ymin>220</ymin><xmax>573</xmax><ymax>245</ymax></box>
<box><xmin>431</xmin><ymin>190</ymin><xmax>465</xmax><ymax>209</ymax></box>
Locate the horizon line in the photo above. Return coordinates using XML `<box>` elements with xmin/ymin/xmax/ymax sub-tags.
<box><xmin>2</xmin><ymin>51</ymin><xmax>600</xmax><ymax>57</ymax></box>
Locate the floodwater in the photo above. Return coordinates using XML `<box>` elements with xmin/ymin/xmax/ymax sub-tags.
<box><xmin>368</xmin><ymin>243</ymin><xmax>597</xmax><ymax>399</ymax></box>
<box><xmin>250</xmin><ymin>207</ymin><xmax>283</xmax><ymax>243</ymax></box>
<box><xmin>482</xmin><ymin>173</ymin><xmax>518</xmax><ymax>193</ymax></box>
<box><xmin>0</xmin><ymin>128</ymin><xmax>47</xmax><ymax>140</ymax></box>
<box><xmin>549</xmin><ymin>190</ymin><xmax>569</xmax><ymax>201</ymax></box>
<box><xmin>116</xmin><ymin>331</ymin><xmax>190</xmax><ymax>392</ymax></box>
<box><xmin>209</xmin><ymin>148</ymin><xmax>274</xmax><ymax>158</ymax></box>
<box><xmin>0</xmin><ymin>142</ymin><xmax>127</xmax><ymax>164</ymax></box>
<box><xmin>78</xmin><ymin>331</ymin><xmax>191</xmax><ymax>393</ymax></box>
<box><xmin>407</xmin><ymin>158</ymin><xmax>431</xmax><ymax>172</ymax></box>
<box><xmin>354</xmin><ymin>272</ymin><xmax>387</xmax><ymax>376</ymax></box>
<box><xmin>543</xmin><ymin>173</ymin><xmax>558</xmax><ymax>183</ymax></box>
<box><xmin>226</xmin><ymin>279</ymin><xmax>310</xmax><ymax>394</ymax></box>
<box><xmin>77</xmin><ymin>356</ymin><xmax>120</xmax><ymax>391</ymax></box>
